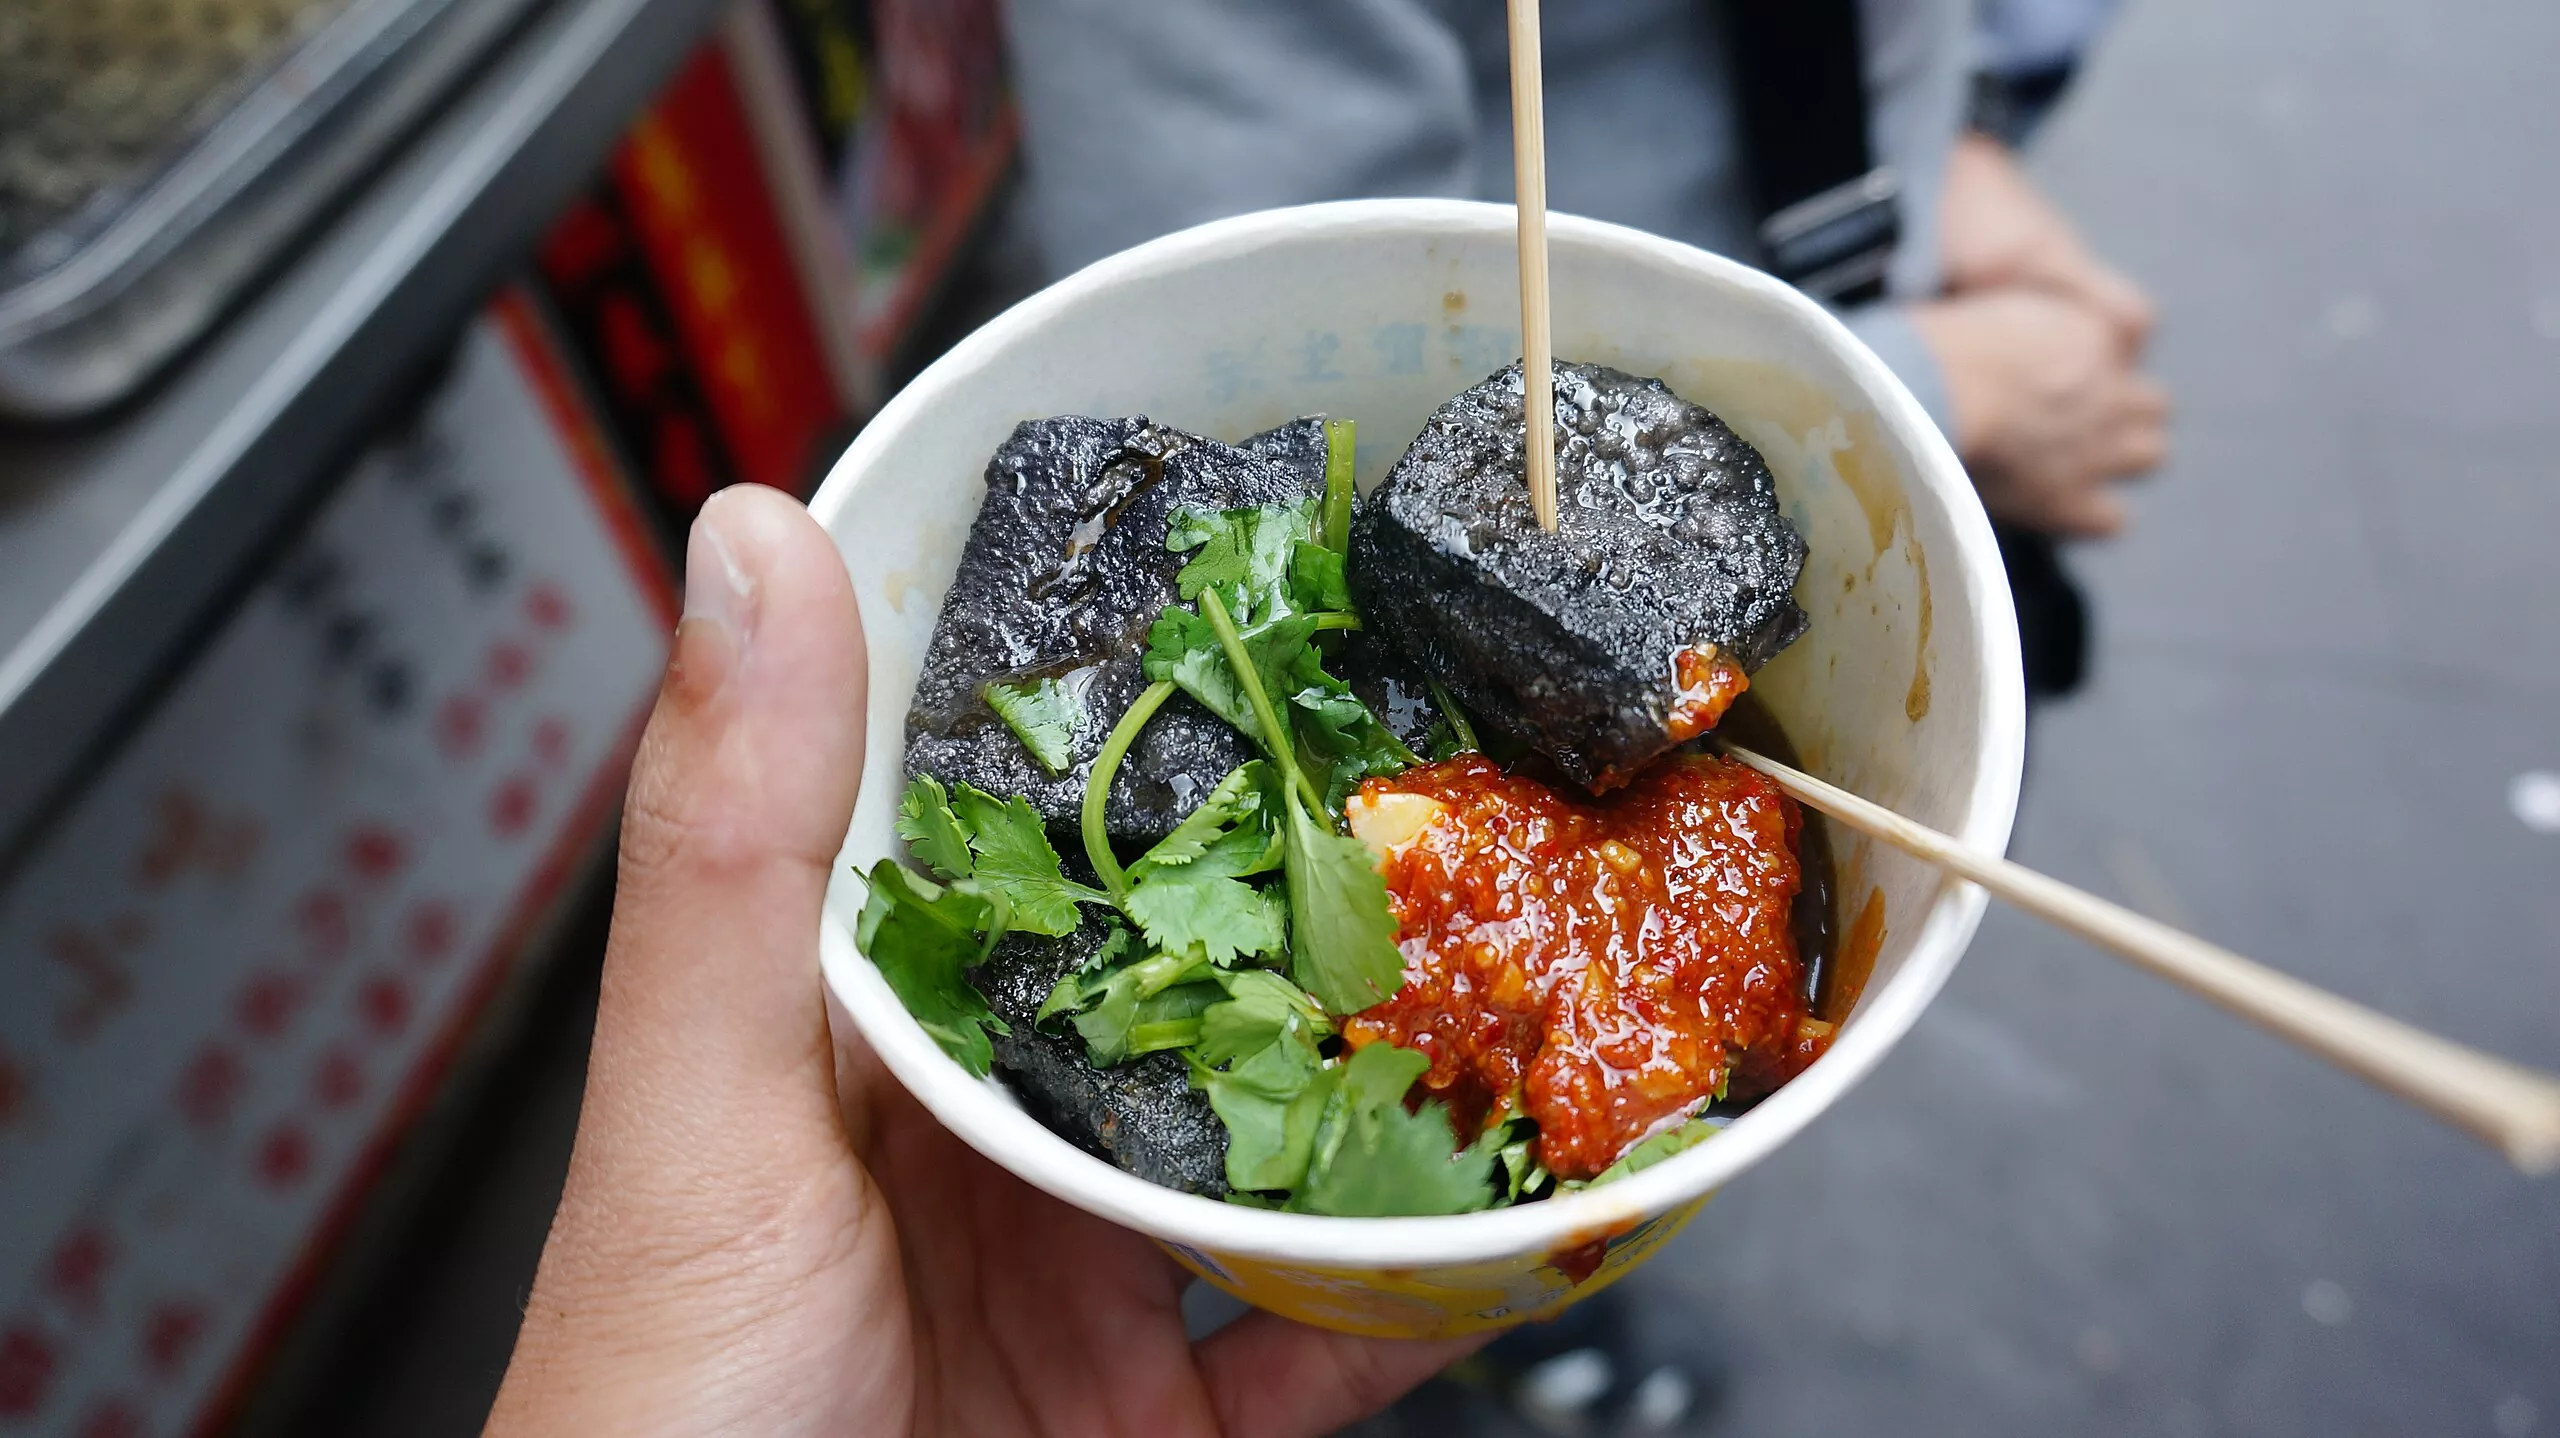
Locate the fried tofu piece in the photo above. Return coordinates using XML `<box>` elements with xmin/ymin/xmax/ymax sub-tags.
<box><xmin>904</xmin><ymin>417</ymin><xmax>1321</xmax><ymax>843</ymax></box>
<box><xmin>1349</xmin><ymin>362</ymin><xmax>1807</xmax><ymax>789</ymax></box>
<box><xmin>973</xmin><ymin>918</ymin><xmax>1230</xmax><ymax>1198</ymax></box>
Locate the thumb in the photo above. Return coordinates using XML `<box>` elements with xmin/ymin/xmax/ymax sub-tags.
<box><xmin>586</xmin><ymin>480</ymin><xmax>868</xmax><ymax>1161</ymax></box>
<box><xmin>509</xmin><ymin>485</ymin><xmax>869</xmax><ymax>1358</ymax></box>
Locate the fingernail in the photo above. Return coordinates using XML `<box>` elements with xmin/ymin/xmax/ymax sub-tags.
<box><xmin>668</xmin><ymin>496</ymin><xmax>758</xmax><ymax>708</ymax></box>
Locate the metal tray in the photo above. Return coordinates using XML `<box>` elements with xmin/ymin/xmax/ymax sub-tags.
<box><xmin>0</xmin><ymin>0</ymin><xmax>547</xmax><ymax>419</ymax></box>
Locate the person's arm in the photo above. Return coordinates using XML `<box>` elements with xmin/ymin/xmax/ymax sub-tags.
<box><xmin>1879</xmin><ymin>129</ymin><xmax>2168</xmax><ymax>539</ymax></box>
<box><xmin>1841</xmin><ymin>304</ymin><xmax>1957</xmax><ymax>439</ymax></box>
<box><xmin>1939</xmin><ymin>130</ymin><xmax>2152</xmax><ymax>347</ymax></box>
<box><xmin>1910</xmin><ymin>289</ymin><xmax>2167</xmax><ymax>537</ymax></box>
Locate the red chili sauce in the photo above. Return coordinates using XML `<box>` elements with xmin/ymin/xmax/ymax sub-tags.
<box><xmin>1665</xmin><ymin>646</ymin><xmax>1751</xmax><ymax>746</ymax></box>
<box><xmin>1586</xmin><ymin>647</ymin><xmax>1751</xmax><ymax>794</ymax></box>
<box><xmin>1342</xmin><ymin>752</ymin><xmax>1831</xmax><ymax>1180</ymax></box>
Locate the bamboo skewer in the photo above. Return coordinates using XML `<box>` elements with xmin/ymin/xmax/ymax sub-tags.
<box><xmin>1506</xmin><ymin>0</ymin><xmax>1559</xmax><ymax>532</ymax></box>
<box><xmin>1718</xmin><ymin>741</ymin><xmax>2560</xmax><ymax>1175</ymax></box>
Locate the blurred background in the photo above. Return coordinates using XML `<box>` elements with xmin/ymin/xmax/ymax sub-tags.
<box><xmin>0</xmin><ymin>0</ymin><xmax>2551</xmax><ymax>1434</ymax></box>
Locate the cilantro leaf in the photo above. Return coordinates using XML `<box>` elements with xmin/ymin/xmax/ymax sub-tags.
<box><xmin>1125</xmin><ymin>866</ymin><xmax>1287</xmax><ymax>967</ymax></box>
<box><xmin>1127</xmin><ymin>762</ymin><xmax>1278</xmax><ymax>875</ymax></box>
<box><xmin>1188</xmin><ymin>969</ymin><xmax>1333</xmax><ymax>1191</ymax></box>
<box><xmin>1283</xmin><ymin>795</ymin><xmax>1406</xmax><ymax>1014</ymax></box>
<box><xmin>1114</xmin><ymin>762</ymin><xmax>1286</xmax><ymax>965</ymax></box>
<box><xmin>1040</xmin><ymin>946</ymin><xmax>1219</xmax><ymax>1066</ymax></box>
<box><xmin>1125</xmin><ymin>984</ymin><xmax>1226</xmax><ymax>1058</ymax></box>
<box><xmin>1147</xmin><ymin>526</ymin><xmax>1401</xmax><ymax>825</ymax></box>
<box><xmin>1318</xmin><ymin>417</ymin><xmax>1357</xmax><ymax>553</ymax></box>
<box><xmin>899</xmin><ymin>775</ymin><xmax>1107</xmax><ymax>937</ymax></box>
<box><xmin>1585</xmin><ymin>1114</ymin><xmax>1721</xmax><ymax>1187</ymax></box>
<box><xmin>853</xmin><ymin>860</ymin><xmax>1008</xmax><ymax>1077</ymax></box>
<box><xmin>1144</xmin><ymin>608</ymin><xmax>1323</xmax><ymax>749</ymax></box>
<box><xmin>1288</xmin><ymin>540</ymin><xmax>1353</xmax><ymax>613</ymax></box>
<box><xmin>1474</xmin><ymin>1111</ymin><xmax>1551</xmax><ymax>1203</ymax></box>
<box><xmin>1147</xmin><ymin>585</ymin><xmax>1404</xmax><ymax>818</ymax></box>
<box><xmin>895</xmin><ymin>775</ymin><xmax>975</xmax><ymax>881</ymax></box>
<box><xmin>1081</xmin><ymin>921</ymin><xmax>1143</xmax><ymax>974</ymax></box>
<box><xmin>1285</xmin><ymin>671</ymin><xmax>1412</xmax><ymax>810</ymax></box>
<box><xmin>1169</xmin><ymin>500</ymin><xmax>1318</xmax><ymax>624</ymax></box>
<box><xmin>982</xmin><ymin>676</ymin><xmax>1081</xmax><ymax>773</ymax></box>
<box><xmin>1194</xmin><ymin>1032</ymin><xmax>1330</xmax><ymax>1192</ymax></box>
<box><xmin>1171</xmin><ymin>591</ymin><xmax>1405</xmax><ymax>1013</ymax></box>
<box><xmin>1194</xmin><ymin>967</ymin><xmax>1331</xmax><ymax>1065</ymax></box>
<box><xmin>1286</xmin><ymin>1043</ymin><xmax>1494</xmax><ymax>1217</ymax></box>
<box><xmin>944</xmin><ymin>785</ymin><xmax>1105</xmax><ymax>937</ymax></box>
<box><xmin>1142</xmin><ymin>607</ymin><xmax>1239</xmax><ymax>728</ymax></box>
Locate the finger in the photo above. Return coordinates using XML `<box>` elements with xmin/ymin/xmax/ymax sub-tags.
<box><xmin>2052</xmin><ymin>486</ymin><xmax>2130</xmax><ymax>539</ymax></box>
<box><xmin>2103</xmin><ymin>420</ymin><xmax>2170</xmax><ymax>478</ymax></box>
<box><xmin>2122</xmin><ymin>373</ymin><xmax>2172</xmax><ymax>425</ymax></box>
<box><xmin>2097</xmin><ymin>376</ymin><xmax>2171</xmax><ymax>477</ymax></box>
<box><xmin>2079</xmin><ymin>263</ymin><xmax>2157</xmax><ymax>355</ymax></box>
<box><xmin>1197</xmin><ymin>1309</ymin><xmax>1489</xmax><ymax>1438</ymax></box>
<box><xmin>584</xmin><ymin>485</ymin><xmax>868</xmax><ymax>1175</ymax></box>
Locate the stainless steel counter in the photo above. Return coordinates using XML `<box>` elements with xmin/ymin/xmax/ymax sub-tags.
<box><xmin>0</xmin><ymin>0</ymin><xmax>720</xmax><ymax>859</ymax></box>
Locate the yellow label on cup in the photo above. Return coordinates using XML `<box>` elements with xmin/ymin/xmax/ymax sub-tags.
<box><xmin>1158</xmin><ymin>1195</ymin><xmax>1710</xmax><ymax>1339</ymax></box>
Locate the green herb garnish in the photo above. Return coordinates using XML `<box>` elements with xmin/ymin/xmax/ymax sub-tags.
<box><xmin>859</xmin><ymin>478</ymin><xmax>1525</xmax><ymax>1217</ymax></box>
<box><xmin>1280</xmin><ymin>797</ymin><xmax>1403</xmax><ymax>1014</ymax></box>
<box><xmin>1040</xmin><ymin>941</ymin><xmax>1223</xmax><ymax>1065</ymax></box>
<box><xmin>1288</xmin><ymin>541</ymin><xmax>1353</xmax><ymax>613</ymax></box>
<box><xmin>896</xmin><ymin>774</ymin><xmax>1106</xmax><ymax>938</ymax></box>
<box><xmin>1127</xmin><ymin>761</ymin><xmax>1282</xmax><ymax>875</ymax></box>
<box><xmin>1186</xmin><ymin>969</ymin><xmax>1332</xmax><ymax>1191</ymax></box>
<box><xmin>1079</xmin><ymin>678</ymin><xmax>1176</xmax><ymax>899</ymax></box>
<box><xmin>1423</xmin><ymin>675</ymin><xmax>1481</xmax><ymax>756</ymax></box>
<box><xmin>1124</xmin><ymin>867</ymin><xmax>1289</xmax><ymax>970</ymax></box>
<box><xmin>1577</xmin><ymin>1112</ymin><xmax>1721</xmax><ymax>1188</ymax></box>
<box><xmin>1169</xmin><ymin>499</ymin><xmax>1316</xmax><ymax>624</ymax></box>
<box><xmin>854</xmin><ymin>860</ymin><xmax>1010</xmax><ymax>1078</ymax></box>
<box><xmin>895</xmin><ymin>775</ymin><xmax>976</xmax><ymax>881</ymax></box>
<box><xmin>1284</xmin><ymin>1043</ymin><xmax>1495</xmax><ymax>1217</ymax></box>
<box><xmin>1196</xmin><ymin>587</ymin><xmax>1405</xmax><ymax>1013</ymax></box>
<box><xmin>982</xmin><ymin>676</ymin><xmax>1081</xmax><ymax>773</ymax></box>
<box><xmin>1147</xmin><ymin>502</ymin><xmax>1410</xmax><ymax>814</ymax></box>
<box><xmin>1478</xmin><ymin>1110</ymin><xmax>1553</xmax><ymax>1203</ymax></box>
<box><xmin>1318</xmin><ymin>417</ymin><xmax>1357</xmax><ymax>553</ymax></box>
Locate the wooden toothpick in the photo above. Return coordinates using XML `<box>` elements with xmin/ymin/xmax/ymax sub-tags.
<box><xmin>1507</xmin><ymin>0</ymin><xmax>1559</xmax><ymax>532</ymax></box>
<box><xmin>1720</xmin><ymin>741</ymin><xmax>2560</xmax><ymax>1176</ymax></box>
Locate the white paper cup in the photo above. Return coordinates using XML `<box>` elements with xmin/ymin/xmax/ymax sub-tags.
<box><xmin>808</xmin><ymin>199</ymin><xmax>2024</xmax><ymax>1339</ymax></box>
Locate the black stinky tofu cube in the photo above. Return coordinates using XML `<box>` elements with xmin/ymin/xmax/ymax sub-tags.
<box><xmin>903</xmin><ymin>416</ymin><xmax>1325</xmax><ymax>843</ymax></box>
<box><xmin>1349</xmin><ymin>362</ymin><xmax>1808</xmax><ymax>789</ymax></box>
<box><xmin>973</xmin><ymin>919</ymin><xmax>1229</xmax><ymax>1198</ymax></box>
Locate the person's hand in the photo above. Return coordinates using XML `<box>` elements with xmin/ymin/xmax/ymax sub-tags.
<box><xmin>485</xmin><ymin>485</ymin><xmax>1476</xmax><ymax>1437</ymax></box>
<box><xmin>1923</xmin><ymin>131</ymin><xmax>2169</xmax><ymax>536</ymax></box>
<box><xmin>1939</xmin><ymin>130</ymin><xmax>2154</xmax><ymax>350</ymax></box>
<box><xmin>1913</xmin><ymin>287</ymin><xmax>2170</xmax><ymax>538</ymax></box>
